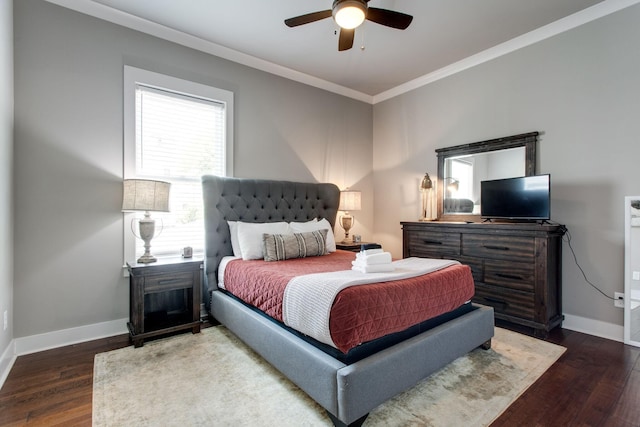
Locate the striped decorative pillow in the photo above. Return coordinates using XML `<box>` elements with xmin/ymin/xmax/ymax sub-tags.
<box><xmin>262</xmin><ymin>229</ymin><xmax>328</xmax><ymax>261</ymax></box>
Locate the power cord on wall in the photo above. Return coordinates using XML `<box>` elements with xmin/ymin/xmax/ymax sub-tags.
<box><xmin>557</xmin><ymin>224</ymin><xmax>615</xmax><ymax>301</ymax></box>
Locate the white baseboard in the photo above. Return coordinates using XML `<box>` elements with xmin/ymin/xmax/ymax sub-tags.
<box><xmin>14</xmin><ymin>318</ymin><xmax>129</xmax><ymax>356</ymax></box>
<box><xmin>562</xmin><ymin>313</ymin><xmax>624</xmax><ymax>342</ymax></box>
<box><xmin>0</xmin><ymin>313</ymin><xmax>625</xmax><ymax>390</ymax></box>
<box><xmin>1</xmin><ymin>318</ymin><xmax>128</xmax><ymax>390</ymax></box>
<box><xmin>0</xmin><ymin>339</ymin><xmax>17</xmax><ymax>390</ymax></box>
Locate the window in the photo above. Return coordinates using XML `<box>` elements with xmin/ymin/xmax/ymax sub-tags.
<box><xmin>449</xmin><ymin>158</ymin><xmax>473</xmax><ymax>200</ymax></box>
<box><xmin>124</xmin><ymin>66</ymin><xmax>233</xmax><ymax>262</ymax></box>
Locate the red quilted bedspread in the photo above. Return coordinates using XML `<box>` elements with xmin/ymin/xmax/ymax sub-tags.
<box><xmin>223</xmin><ymin>250</ymin><xmax>474</xmax><ymax>353</ymax></box>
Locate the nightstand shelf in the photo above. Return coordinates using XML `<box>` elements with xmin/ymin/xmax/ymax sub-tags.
<box><xmin>127</xmin><ymin>257</ymin><xmax>202</xmax><ymax>347</ymax></box>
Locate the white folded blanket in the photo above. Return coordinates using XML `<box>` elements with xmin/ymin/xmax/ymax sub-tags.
<box><xmin>352</xmin><ymin>263</ymin><xmax>395</xmax><ymax>273</ymax></box>
<box><xmin>354</xmin><ymin>251</ymin><xmax>392</xmax><ymax>265</ymax></box>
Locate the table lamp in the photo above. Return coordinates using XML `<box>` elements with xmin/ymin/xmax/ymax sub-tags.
<box><xmin>338</xmin><ymin>189</ymin><xmax>361</xmax><ymax>243</ymax></box>
<box><xmin>122</xmin><ymin>179</ymin><xmax>171</xmax><ymax>263</ymax></box>
<box><xmin>419</xmin><ymin>173</ymin><xmax>435</xmax><ymax>221</ymax></box>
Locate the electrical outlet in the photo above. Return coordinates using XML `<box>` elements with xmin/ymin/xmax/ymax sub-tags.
<box><xmin>3</xmin><ymin>310</ymin><xmax>7</xmax><ymax>331</ymax></box>
<box><xmin>614</xmin><ymin>292</ymin><xmax>624</xmax><ymax>308</ymax></box>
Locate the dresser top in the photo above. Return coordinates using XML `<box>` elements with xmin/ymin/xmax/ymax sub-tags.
<box><xmin>401</xmin><ymin>221</ymin><xmax>566</xmax><ymax>236</ymax></box>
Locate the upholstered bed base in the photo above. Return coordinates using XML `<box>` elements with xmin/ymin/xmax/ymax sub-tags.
<box><xmin>212</xmin><ymin>290</ymin><xmax>493</xmax><ymax>425</ymax></box>
<box><xmin>202</xmin><ymin>175</ymin><xmax>495</xmax><ymax>426</ymax></box>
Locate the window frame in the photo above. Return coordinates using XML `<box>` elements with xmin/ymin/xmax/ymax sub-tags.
<box><xmin>123</xmin><ymin>66</ymin><xmax>234</xmax><ymax>264</ymax></box>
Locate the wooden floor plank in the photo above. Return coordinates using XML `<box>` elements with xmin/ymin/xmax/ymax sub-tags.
<box><xmin>0</xmin><ymin>326</ymin><xmax>639</xmax><ymax>426</ymax></box>
<box><xmin>0</xmin><ymin>333</ymin><xmax>130</xmax><ymax>427</ymax></box>
<box><xmin>608</xmin><ymin>369</ymin><xmax>640</xmax><ymax>426</ymax></box>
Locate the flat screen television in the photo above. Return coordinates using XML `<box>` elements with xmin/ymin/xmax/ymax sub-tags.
<box><xmin>480</xmin><ymin>174</ymin><xmax>550</xmax><ymax>221</ymax></box>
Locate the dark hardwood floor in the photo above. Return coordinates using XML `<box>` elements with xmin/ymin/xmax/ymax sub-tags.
<box><xmin>0</xmin><ymin>325</ymin><xmax>639</xmax><ymax>426</ymax></box>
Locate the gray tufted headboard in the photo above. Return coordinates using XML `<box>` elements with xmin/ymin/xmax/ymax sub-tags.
<box><xmin>201</xmin><ymin>175</ymin><xmax>340</xmax><ymax>308</ymax></box>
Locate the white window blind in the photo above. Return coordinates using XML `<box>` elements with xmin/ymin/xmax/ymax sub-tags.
<box><xmin>123</xmin><ymin>66</ymin><xmax>233</xmax><ymax>263</ymax></box>
<box><xmin>134</xmin><ymin>85</ymin><xmax>225</xmax><ymax>258</ymax></box>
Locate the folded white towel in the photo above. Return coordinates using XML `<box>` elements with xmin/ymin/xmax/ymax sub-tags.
<box><xmin>355</xmin><ymin>251</ymin><xmax>392</xmax><ymax>265</ymax></box>
<box><xmin>352</xmin><ymin>263</ymin><xmax>395</xmax><ymax>274</ymax></box>
<box><xmin>359</xmin><ymin>248</ymin><xmax>384</xmax><ymax>257</ymax></box>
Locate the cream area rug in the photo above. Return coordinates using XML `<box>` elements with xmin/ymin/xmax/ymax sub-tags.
<box><xmin>93</xmin><ymin>326</ymin><xmax>565</xmax><ymax>427</ymax></box>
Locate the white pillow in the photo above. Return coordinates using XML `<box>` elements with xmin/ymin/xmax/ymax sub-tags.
<box><xmin>289</xmin><ymin>218</ymin><xmax>336</xmax><ymax>253</ymax></box>
<box><xmin>290</xmin><ymin>218</ymin><xmax>317</xmax><ymax>226</ymax></box>
<box><xmin>237</xmin><ymin>221</ymin><xmax>290</xmax><ymax>260</ymax></box>
<box><xmin>227</xmin><ymin>221</ymin><xmax>242</xmax><ymax>257</ymax></box>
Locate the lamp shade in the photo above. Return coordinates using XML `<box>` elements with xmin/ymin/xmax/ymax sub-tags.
<box><xmin>420</xmin><ymin>173</ymin><xmax>433</xmax><ymax>190</ymax></box>
<box><xmin>445</xmin><ymin>178</ymin><xmax>460</xmax><ymax>192</ymax></box>
<box><xmin>339</xmin><ymin>190</ymin><xmax>361</xmax><ymax>212</ymax></box>
<box><xmin>122</xmin><ymin>179</ymin><xmax>171</xmax><ymax>212</ymax></box>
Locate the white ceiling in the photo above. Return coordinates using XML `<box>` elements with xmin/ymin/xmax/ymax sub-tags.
<box><xmin>48</xmin><ymin>0</ymin><xmax>638</xmax><ymax>103</ymax></box>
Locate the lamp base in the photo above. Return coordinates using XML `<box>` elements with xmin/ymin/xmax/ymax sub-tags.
<box><xmin>137</xmin><ymin>214</ymin><xmax>157</xmax><ymax>263</ymax></box>
<box><xmin>137</xmin><ymin>254</ymin><xmax>158</xmax><ymax>264</ymax></box>
<box><xmin>340</xmin><ymin>213</ymin><xmax>354</xmax><ymax>243</ymax></box>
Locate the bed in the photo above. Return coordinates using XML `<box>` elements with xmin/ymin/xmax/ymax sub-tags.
<box><xmin>202</xmin><ymin>175</ymin><xmax>495</xmax><ymax>427</ymax></box>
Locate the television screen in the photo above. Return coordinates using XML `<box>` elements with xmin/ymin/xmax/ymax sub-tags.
<box><xmin>480</xmin><ymin>174</ymin><xmax>550</xmax><ymax>221</ymax></box>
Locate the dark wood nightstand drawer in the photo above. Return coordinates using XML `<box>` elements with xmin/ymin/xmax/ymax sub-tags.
<box><xmin>474</xmin><ymin>283</ymin><xmax>535</xmax><ymax>320</ymax></box>
<box><xmin>144</xmin><ymin>272</ymin><xmax>195</xmax><ymax>293</ymax></box>
<box><xmin>484</xmin><ymin>260</ymin><xmax>535</xmax><ymax>292</ymax></box>
<box><xmin>462</xmin><ymin>234</ymin><xmax>534</xmax><ymax>262</ymax></box>
<box><xmin>407</xmin><ymin>231</ymin><xmax>461</xmax><ymax>257</ymax></box>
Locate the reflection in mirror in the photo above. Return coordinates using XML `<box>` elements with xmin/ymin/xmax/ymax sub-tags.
<box><xmin>443</xmin><ymin>147</ymin><xmax>525</xmax><ymax>215</ymax></box>
<box><xmin>624</xmin><ymin>196</ymin><xmax>640</xmax><ymax>347</ymax></box>
<box><xmin>436</xmin><ymin>132</ymin><xmax>538</xmax><ymax>222</ymax></box>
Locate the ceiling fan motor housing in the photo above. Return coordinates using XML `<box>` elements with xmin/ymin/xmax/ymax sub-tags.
<box><xmin>332</xmin><ymin>0</ymin><xmax>368</xmax><ymax>29</ymax></box>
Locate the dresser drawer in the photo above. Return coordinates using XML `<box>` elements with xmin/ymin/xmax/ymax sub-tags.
<box><xmin>484</xmin><ymin>260</ymin><xmax>535</xmax><ymax>292</ymax></box>
<box><xmin>407</xmin><ymin>231</ymin><xmax>461</xmax><ymax>257</ymax></box>
<box><xmin>144</xmin><ymin>272</ymin><xmax>195</xmax><ymax>293</ymax></box>
<box><xmin>462</xmin><ymin>234</ymin><xmax>534</xmax><ymax>262</ymax></box>
<box><xmin>474</xmin><ymin>283</ymin><xmax>535</xmax><ymax>320</ymax></box>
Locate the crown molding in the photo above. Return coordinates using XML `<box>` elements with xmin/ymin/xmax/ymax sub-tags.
<box><xmin>42</xmin><ymin>0</ymin><xmax>640</xmax><ymax>105</ymax></box>
<box><xmin>43</xmin><ymin>0</ymin><xmax>374</xmax><ymax>104</ymax></box>
<box><xmin>373</xmin><ymin>0</ymin><xmax>640</xmax><ymax>103</ymax></box>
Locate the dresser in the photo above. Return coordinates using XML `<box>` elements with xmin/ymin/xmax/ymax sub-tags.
<box><xmin>401</xmin><ymin>221</ymin><xmax>565</xmax><ymax>337</ymax></box>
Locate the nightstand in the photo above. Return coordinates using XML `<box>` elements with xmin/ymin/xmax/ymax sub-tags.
<box><xmin>127</xmin><ymin>257</ymin><xmax>202</xmax><ymax>347</ymax></box>
<box><xmin>336</xmin><ymin>242</ymin><xmax>376</xmax><ymax>253</ymax></box>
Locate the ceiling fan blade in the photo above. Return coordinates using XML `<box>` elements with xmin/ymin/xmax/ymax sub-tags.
<box><xmin>338</xmin><ymin>28</ymin><xmax>355</xmax><ymax>51</ymax></box>
<box><xmin>366</xmin><ymin>8</ymin><xmax>413</xmax><ymax>30</ymax></box>
<box><xmin>285</xmin><ymin>10</ymin><xmax>332</xmax><ymax>27</ymax></box>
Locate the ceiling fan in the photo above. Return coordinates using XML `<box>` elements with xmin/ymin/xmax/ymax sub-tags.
<box><xmin>284</xmin><ymin>0</ymin><xmax>413</xmax><ymax>52</ymax></box>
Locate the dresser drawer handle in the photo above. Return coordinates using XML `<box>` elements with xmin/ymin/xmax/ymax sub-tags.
<box><xmin>158</xmin><ymin>278</ymin><xmax>185</xmax><ymax>285</ymax></box>
<box><xmin>496</xmin><ymin>273</ymin><xmax>523</xmax><ymax>281</ymax></box>
<box><xmin>484</xmin><ymin>245</ymin><xmax>509</xmax><ymax>251</ymax></box>
<box><xmin>422</xmin><ymin>239</ymin><xmax>443</xmax><ymax>245</ymax></box>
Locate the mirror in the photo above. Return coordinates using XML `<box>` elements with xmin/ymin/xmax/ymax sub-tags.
<box><xmin>436</xmin><ymin>132</ymin><xmax>538</xmax><ymax>222</ymax></box>
<box><xmin>624</xmin><ymin>196</ymin><xmax>640</xmax><ymax>347</ymax></box>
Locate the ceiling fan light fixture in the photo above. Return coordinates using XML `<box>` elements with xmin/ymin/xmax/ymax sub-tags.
<box><xmin>333</xmin><ymin>0</ymin><xmax>366</xmax><ymax>29</ymax></box>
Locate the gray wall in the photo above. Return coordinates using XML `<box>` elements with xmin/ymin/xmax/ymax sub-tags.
<box><xmin>12</xmin><ymin>0</ymin><xmax>373</xmax><ymax>337</ymax></box>
<box><xmin>373</xmin><ymin>4</ymin><xmax>640</xmax><ymax>328</ymax></box>
<box><xmin>12</xmin><ymin>0</ymin><xmax>639</xmax><ymax>340</ymax></box>
<box><xmin>0</xmin><ymin>0</ymin><xmax>14</xmax><ymax>359</ymax></box>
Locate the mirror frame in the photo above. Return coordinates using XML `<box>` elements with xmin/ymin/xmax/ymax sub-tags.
<box><xmin>436</xmin><ymin>132</ymin><xmax>538</xmax><ymax>222</ymax></box>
